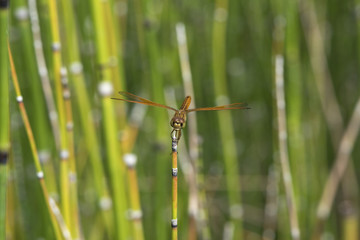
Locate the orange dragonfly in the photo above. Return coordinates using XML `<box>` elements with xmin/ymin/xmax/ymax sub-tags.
<box><xmin>112</xmin><ymin>91</ymin><xmax>249</xmax><ymax>139</ymax></box>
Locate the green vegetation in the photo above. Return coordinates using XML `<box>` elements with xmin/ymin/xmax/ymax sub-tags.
<box><xmin>0</xmin><ymin>0</ymin><xmax>10</xmax><ymax>239</ymax></box>
<box><xmin>2</xmin><ymin>0</ymin><xmax>360</xmax><ymax>239</ymax></box>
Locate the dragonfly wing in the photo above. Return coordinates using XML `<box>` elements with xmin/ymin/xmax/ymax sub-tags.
<box><xmin>186</xmin><ymin>102</ymin><xmax>250</xmax><ymax>112</ymax></box>
<box><xmin>112</xmin><ymin>91</ymin><xmax>177</xmax><ymax>111</ymax></box>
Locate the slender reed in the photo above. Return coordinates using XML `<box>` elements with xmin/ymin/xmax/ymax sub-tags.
<box><xmin>47</xmin><ymin>0</ymin><xmax>76</xmax><ymax>232</ymax></box>
<box><xmin>61</xmin><ymin>68</ymin><xmax>81</xmax><ymax>239</ymax></box>
<box><xmin>121</xmin><ymin>107</ymin><xmax>147</xmax><ymax>240</ymax></box>
<box><xmin>274</xmin><ymin>55</ymin><xmax>300</xmax><ymax>240</ymax></box>
<box><xmin>13</xmin><ymin>0</ymin><xmax>54</xmax><ymax>155</ymax></box>
<box><xmin>56</xmin><ymin>0</ymin><xmax>115</xmax><ymax>235</ymax></box>
<box><xmin>171</xmin><ymin>130</ymin><xmax>181</xmax><ymax>240</ymax></box>
<box><xmin>90</xmin><ymin>0</ymin><xmax>130</xmax><ymax>238</ymax></box>
<box><xmin>124</xmin><ymin>153</ymin><xmax>145</xmax><ymax>240</ymax></box>
<box><xmin>272</xmin><ymin>10</ymin><xmax>301</xmax><ymax>239</ymax></box>
<box><xmin>176</xmin><ymin>22</ymin><xmax>211</xmax><ymax>239</ymax></box>
<box><xmin>9</xmin><ymin>46</ymin><xmax>65</xmax><ymax>240</ymax></box>
<box><xmin>283</xmin><ymin>0</ymin><xmax>311</xmax><ymax>236</ymax></box>
<box><xmin>102</xmin><ymin>0</ymin><xmax>126</xmax><ymax>93</ymax></box>
<box><xmin>212</xmin><ymin>0</ymin><xmax>244</xmax><ymax>238</ymax></box>
<box><xmin>27</xmin><ymin>0</ymin><xmax>61</xmax><ymax>150</ymax></box>
<box><xmin>176</xmin><ymin>22</ymin><xmax>198</xmax><ymax>235</ymax></box>
<box><xmin>144</xmin><ymin>10</ymin><xmax>170</xmax><ymax>240</ymax></box>
<box><xmin>27</xmin><ymin>0</ymin><xmax>60</xmax><ymax>202</ymax></box>
<box><xmin>0</xmin><ymin>1</ymin><xmax>10</xmax><ymax>238</ymax></box>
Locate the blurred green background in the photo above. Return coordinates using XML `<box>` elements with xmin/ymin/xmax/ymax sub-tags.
<box><xmin>1</xmin><ymin>0</ymin><xmax>360</xmax><ymax>239</ymax></box>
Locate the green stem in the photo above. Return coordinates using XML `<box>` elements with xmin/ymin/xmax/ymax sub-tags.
<box><xmin>10</xmin><ymin>47</ymin><xmax>63</xmax><ymax>240</ymax></box>
<box><xmin>0</xmin><ymin>3</ymin><xmax>9</xmax><ymax>238</ymax></box>
<box><xmin>90</xmin><ymin>0</ymin><xmax>129</xmax><ymax>238</ymax></box>
<box><xmin>171</xmin><ymin>134</ymin><xmax>179</xmax><ymax>240</ymax></box>
<box><xmin>212</xmin><ymin>0</ymin><xmax>243</xmax><ymax>238</ymax></box>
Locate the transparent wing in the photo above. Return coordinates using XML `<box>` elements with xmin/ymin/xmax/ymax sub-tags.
<box><xmin>186</xmin><ymin>102</ymin><xmax>250</xmax><ymax>112</ymax></box>
<box><xmin>111</xmin><ymin>91</ymin><xmax>177</xmax><ymax>111</ymax></box>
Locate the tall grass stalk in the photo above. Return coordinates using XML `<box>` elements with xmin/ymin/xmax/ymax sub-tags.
<box><xmin>274</xmin><ymin>54</ymin><xmax>300</xmax><ymax>240</ymax></box>
<box><xmin>171</xmin><ymin>131</ymin><xmax>180</xmax><ymax>240</ymax></box>
<box><xmin>120</xmin><ymin>107</ymin><xmax>146</xmax><ymax>240</ymax></box>
<box><xmin>90</xmin><ymin>0</ymin><xmax>129</xmax><ymax>238</ymax></box>
<box><xmin>28</xmin><ymin>0</ymin><xmax>61</xmax><ymax>150</ymax></box>
<box><xmin>272</xmin><ymin>4</ymin><xmax>302</xmax><ymax>239</ymax></box>
<box><xmin>212</xmin><ymin>0</ymin><xmax>244</xmax><ymax>238</ymax></box>
<box><xmin>9</xmin><ymin>46</ymin><xmax>64</xmax><ymax>240</ymax></box>
<box><xmin>0</xmin><ymin>1</ymin><xmax>10</xmax><ymax>238</ymax></box>
<box><xmin>141</xmin><ymin>3</ymin><xmax>171</xmax><ymax>239</ymax></box>
<box><xmin>176</xmin><ymin>23</ymin><xmax>198</xmax><ymax>238</ymax></box>
<box><xmin>58</xmin><ymin>0</ymin><xmax>114</xmax><ymax>236</ymax></box>
<box><xmin>176</xmin><ymin>22</ymin><xmax>211</xmax><ymax>240</ymax></box>
<box><xmin>12</xmin><ymin>0</ymin><xmax>60</xmax><ymax>208</ymax></box>
<box><xmin>47</xmin><ymin>0</ymin><xmax>76</xmax><ymax>233</ymax></box>
<box><xmin>13</xmin><ymin>0</ymin><xmax>54</xmax><ymax>154</ymax></box>
<box><xmin>124</xmin><ymin>153</ymin><xmax>144</xmax><ymax>240</ymax></box>
<box><xmin>61</xmin><ymin>69</ymin><xmax>81</xmax><ymax>238</ymax></box>
<box><xmin>283</xmin><ymin>0</ymin><xmax>313</xmax><ymax>237</ymax></box>
<box><xmin>103</xmin><ymin>1</ymin><xmax>126</xmax><ymax>93</ymax></box>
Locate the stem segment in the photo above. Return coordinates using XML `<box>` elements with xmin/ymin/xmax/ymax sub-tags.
<box><xmin>171</xmin><ymin>130</ymin><xmax>180</xmax><ymax>240</ymax></box>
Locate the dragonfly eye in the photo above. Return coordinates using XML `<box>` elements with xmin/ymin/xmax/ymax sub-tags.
<box><xmin>178</xmin><ymin>122</ymin><xmax>185</xmax><ymax>128</ymax></box>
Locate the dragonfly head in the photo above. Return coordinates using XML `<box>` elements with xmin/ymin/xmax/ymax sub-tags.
<box><xmin>170</xmin><ymin>115</ymin><xmax>186</xmax><ymax>130</ymax></box>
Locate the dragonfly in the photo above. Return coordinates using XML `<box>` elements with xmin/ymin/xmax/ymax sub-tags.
<box><xmin>112</xmin><ymin>91</ymin><xmax>250</xmax><ymax>139</ymax></box>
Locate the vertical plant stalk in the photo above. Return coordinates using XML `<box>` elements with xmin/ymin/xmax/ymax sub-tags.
<box><xmin>47</xmin><ymin>0</ymin><xmax>74</xmax><ymax>232</ymax></box>
<box><xmin>283</xmin><ymin>0</ymin><xmax>310</xmax><ymax>236</ymax></box>
<box><xmin>22</xmin><ymin>0</ymin><xmax>59</xmax><ymax>200</ymax></box>
<box><xmin>212</xmin><ymin>1</ymin><xmax>244</xmax><ymax>238</ymax></box>
<box><xmin>56</xmin><ymin>0</ymin><xmax>114</xmax><ymax>235</ymax></box>
<box><xmin>124</xmin><ymin>153</ymin><xmax>144</xmax><ymax>240</ymax></box>
<box><xmin>9</xmin><ymin>46</ymin><xmax>66</xmax><ymax>240</ymax></box>
<box><xmin>171</xmin><ymin>131</ymin><xmax>180</xmax><ymax>240</ymax></box>
<box><xmin>274</xmin><ymin>55</ymin><xmax>300</xmax><ymax>240</ymax></box>
<box><xmin>145</xmin><ymin>10</ymin><xmax>169</xmax><ymax>240</ymax></box>
<box><xmin>0</xmin><ymin>1</ymin><xmax>10</xmax><ymax>238</ymax></box>
<box><xmin>28</xmin><ymin>0</ymin><xmax>61</xmax><ymax>150</ymax></box>
<box><xmin>121</xmin><ymin>107</ymin><xmax>147</xmax><ymax>240</ymax></box>
<box><xmin>90</xmin><ymin>0</ymin><xmax>129</xmax><ymax>238</ymax></box>
<box><xmin>142</xmin><ymin>2</ymin><xmax>170</xmax><ymax>238</ymax></box>
<box><xmin>14</xmin><ymin>0</ymin><xmax>55</xmax><ymax>164</ymax></box>
<box><xmin>61</xmin><ymin>68</ymin><xmax>81</xmax><ymax>239</ymax></box>
<box><xmin>102</xmin><ymin>1</ymin><xmax>126</xmax><ymax>93</ymax></box>
<box><xmin>176</xmin><ymin>22</ymin><xmax>211</xmax><ymax>240</ymax></box>
<box><xmin>175</xmin><ymin>22</ymin><xmax>198</xmax><ymax>235</ymax></box>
